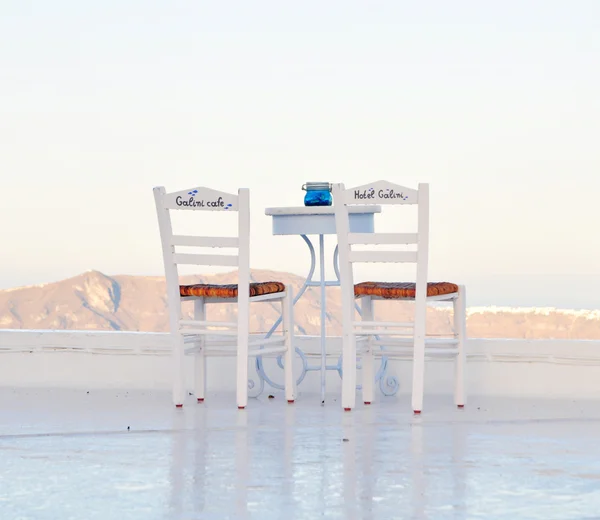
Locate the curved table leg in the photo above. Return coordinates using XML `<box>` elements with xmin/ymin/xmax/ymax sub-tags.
<box><xmin>250</xmin><ymin>234</ymin><xmax>400</xmax><ymax>398</ymax></box>
<box><xmin>249</xmin><ymin>235</ymin><xmax>316</xmax><ymax>397</ymax></box>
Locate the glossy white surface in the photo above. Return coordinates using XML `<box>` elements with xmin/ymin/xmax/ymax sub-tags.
<box><xmin>2</xmin><ymin>389</ymin><xmax>600</xmax><ymax>519</ymax></box>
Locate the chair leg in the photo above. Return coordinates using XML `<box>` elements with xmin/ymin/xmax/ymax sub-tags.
<box><xmin>193</xmin><ymin>298</ymin><xmax>206</xmax><ymax>403</ymax></box>
<box><xmin>342</xmin><ymin>333</ymin><xmax>357</xmax><ymax>411</ymax></box>
<box><xmin>361</xmin><ymin>297</ymin><xmax>375</xmax><ymax>405</ymax></box>
<box><xmin>411</xmin><ymin>335</ymin><xmax>425</xmax><ymax>414</ymax></box>
<box><xmin>411</xmin><ymin>294</ymin><xmax>427</xmax><ymax>414</ymax></box>
<box><xmin>454</xmin><ymin>286</ymin><xmax>467</xmax><ymax>408</ymax></box>
<box><xmin>282</xmin><ymin>288</ymin><xmax>296</xmax><ymax>403</ymax></box>
<box><xmin>236</xmin><ymin>309</ymin><xmax>250</xmax><ymax>411</ymax></box>
<box><xmin>172</xmin><ymin>331</ymin><xmax>186</xmax><ymax>407</ymax></box>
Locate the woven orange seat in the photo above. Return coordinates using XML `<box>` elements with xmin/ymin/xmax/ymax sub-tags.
<box><xmin>180</xmin><ymin>281</ymin><xmax>286</xmax><ymax>299</ymax></box>
<box><xmin>354</xmin><ymin>281</ymin><xmax>458</xmax><ymax>299</ymax></box>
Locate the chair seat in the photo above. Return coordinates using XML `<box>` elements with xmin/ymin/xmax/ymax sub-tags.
<box><xmin>354</xmin><ymin>281</ymin><xmax>458</xmax><ymax>299</ymax></box>
<box><xmin>180</xmin><ymin>281</ymin><xmax>286</xmax><ymax>299</ymax></box>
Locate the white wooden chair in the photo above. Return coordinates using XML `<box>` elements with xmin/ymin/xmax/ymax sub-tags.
<box><xmin>153</xmin><ymin>185</ymin><xmax>295</xmax><ymax>409</ymax></box>
<box><xmin>332</xmin><ymin>181</ymin><xmax>466</xmax><ymax>414</ymax></box>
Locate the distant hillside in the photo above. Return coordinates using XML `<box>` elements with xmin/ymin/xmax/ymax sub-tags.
<box><xmin>1</xmin><ymin>270</ymin><xmax>600</xmax><ymax>339</ymax></box>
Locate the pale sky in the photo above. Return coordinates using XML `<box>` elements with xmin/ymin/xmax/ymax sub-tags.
<box><xmin>1</xmin><ymin>1</ymin><xmax>599</xmax><ymax>308</ymax></box>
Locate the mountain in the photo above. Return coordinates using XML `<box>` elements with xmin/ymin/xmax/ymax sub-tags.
<box><xmin>1</xmin><ymin>270</ymin><xmax>600</xmax><ymax>339</ymax></box>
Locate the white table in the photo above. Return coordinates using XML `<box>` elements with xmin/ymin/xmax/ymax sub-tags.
<box><xmin>260</xmin><ymin>205</ymin><xmax>381</xmax><ymax>403</ymax></box>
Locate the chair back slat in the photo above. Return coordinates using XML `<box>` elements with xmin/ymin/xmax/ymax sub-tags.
<box><xmin>348</xmin><ymin>232</ymin><xmax>418</xmax><ymax>245</ymax></box>
<box><xmin>171</xmin><ymin>235</ymin><xmax>239</xmax><ymax>248</ymax></box>
<box><xmin>348</xmin><ymin>251</ymin><xmax>418</xmax><ymax>264</ymax></box>
<box><xmin>173</xmin><ymin>253</ymin><xmax>239</xmax><ymax>267</ymax></box>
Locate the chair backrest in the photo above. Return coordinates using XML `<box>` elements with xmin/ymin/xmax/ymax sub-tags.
<box><xmin>153</xmin><ymin>186</ymin><xmax>251</xmax><ymax>324</ymax></box>
<box><xmin>332</xmin><ymin>180</ymin><xmax>430</xmax><ymax>321</ymax></box>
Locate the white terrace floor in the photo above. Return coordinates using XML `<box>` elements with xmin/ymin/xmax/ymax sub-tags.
<box><xmin>2</xmin><ymin>389</ymin><xmax>600</xmax><ymax>520</ymax></box>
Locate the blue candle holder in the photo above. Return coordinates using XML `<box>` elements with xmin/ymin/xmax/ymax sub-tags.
<box><xmin>302</xmin><ymin>182</ymin><xmax>332</xmax><ymax>206</ymax></box>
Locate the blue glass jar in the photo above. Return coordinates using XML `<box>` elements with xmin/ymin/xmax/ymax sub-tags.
<box><xmin>302</xmin><ymin>182</ymin><xmax>332</xmax><ymax>206</ymax></box>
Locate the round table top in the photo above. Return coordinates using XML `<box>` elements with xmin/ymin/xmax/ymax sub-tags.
<box><xmin>265</xmin><ymin>205</ymin><xmax>381</xmax><ymax>216</ymax></box>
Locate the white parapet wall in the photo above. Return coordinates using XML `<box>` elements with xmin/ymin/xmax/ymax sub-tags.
<box><xmin>2</xmin><ymin>329</ymin><xmax>600</xmax><ymax>399</ymax></box>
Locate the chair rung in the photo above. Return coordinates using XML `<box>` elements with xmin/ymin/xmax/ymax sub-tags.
<box><xmin>353</xmin><ymin>321</ymin><xmax>414</xmax><ymax>328</ymax></box>
<box><xmin>180</xmin><ymin>320</ymin><xmax>237</xmax><ymax>328</ymax></box>
<box><xmin>181</xmin><ymin>329</ymin><xmax>236</xmax><ymax>336</ymax></box>
<box><xmin>427</xmin><ymin>347</ymin><xmax>459</xmax><ymax>355</ymax></box>
<box><xmin>373</xmin><ymin>348</ymin><xmax>458</xmax><ymax>359</ymax></box>
<box><xmin>358</xmin><ymin>330</ymin><xmax>414</xmax><ymax>336</ymax></box>
<box><xmin>372</xmin><ymin>338</ymin><xmax>459</xmax><ymax>346</ymax></box>
<box><xmin>184</xmin><ymin>337</ymin><xmax>236</xmax><ymax>345</ymax></box>
<box><xmin>392</xmin><ymin>348</ymin><xmax>459</xmax><ymax>357</ymax></box>
<box><xmin>248</xmin><ymin>346</ymin><xmax>288</xmax><ymax>357</ymax></box>
<box><xmin>202</xmin><ymin>348</ymin><xmax>238</xmax><ymax>357</ymax></box>
<box><xmin>187</xmin><ymin>346</ymin><xmax>288</xmax><ymax>357</ymax></box>
<box><xmin>248</xmin><ymin>336</ymin><xmax>286</xmax><ymax>348</ymax></box>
